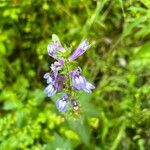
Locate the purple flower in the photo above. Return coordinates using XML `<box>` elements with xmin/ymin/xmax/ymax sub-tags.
<box><xmin>44</xmin><ymin>84</ymin><xmax>57</xmax><ymax>97</ymax></box>
<box><xmin>56</xmin><ymin>93</ymin><xmax>69</xmax><ymax>112</ymax></box>
<box><xmin>44</xmin><ymin>67</ymin><xmax>65</xmax><ymax>83</ymax></box>
<box><xmin>47</xmin><ymin>35</ymin><xmax>65</xmax><ymax>59</ymax></box>
<box><xmin>44</xmin><ymin>35</ymin><xmax>95</xmax><ymax>112</ymax></box>
<box><xmin>51</xmin><ymin>59</ymin><xmax>64</xmax><ymax>71</ymax></box>
<box><xmin>44</xmin><ymin>80</ymin><xmax>64</xmax><ymax>97</ymax></box>
<box><xmin>69</xmin><ymin>40</ymin><xmax>91</xmax><ymax>61</ymax></box>
<box><xmin>44</xmin><ymin>69</ymin><xmax>66</xmax><ymax>97</ymax></box>
<box><xmin>84</xmin><ymin>81</ymin><xmax>95</xmax><ymax>93</ymax></box>
<box><xmin>70</xmin><ymin>67</ymin><xmax>95</xmax><ymax>93</ymax></box>
<box><xmin>43</xmin><ymin>71</ymin><xmax>58</xmax><ymax>84</ymax></box>
<box><xmin>71</xmin><ymin>99</ymin><xmax>79</xmax><ymax>111</ymax></box>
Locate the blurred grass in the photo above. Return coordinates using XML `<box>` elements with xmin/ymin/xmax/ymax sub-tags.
<box><xmin>0</xmin><ymin>0</ymin><xmax>150</xmax><ymax>149</ymax></box>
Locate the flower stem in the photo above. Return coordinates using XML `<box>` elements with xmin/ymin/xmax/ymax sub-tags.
<box><xmin>65</xmin><ymin>59</ymin><xmax>72</xmax><ymax>97</ymax></box>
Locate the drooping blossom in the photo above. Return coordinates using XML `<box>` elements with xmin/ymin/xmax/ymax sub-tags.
<box><xmin>56</xmin><ymin>93</ymin><xmax>69</xmax><ymax>112</ymax></box>
<box><xmin>69</xmin><ymin>40</ymin><xmax>91</xmax><ymax>61</ymax></box>
<box><xmin>70</xmin><ymin>67</ymin><xmax>95</xmax><ymax>93</ymax></box>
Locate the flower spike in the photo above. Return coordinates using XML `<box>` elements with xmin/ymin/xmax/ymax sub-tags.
<box><xmin>44</xmin><ymin>34</ymin><xmax>95</xmax><ymax>113</ymax></box>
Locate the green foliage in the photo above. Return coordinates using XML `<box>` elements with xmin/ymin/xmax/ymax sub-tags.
<box><xmin>0</xmin><ymin>0</ymin><xmax>150</xmax><ymax>149</ymax></box>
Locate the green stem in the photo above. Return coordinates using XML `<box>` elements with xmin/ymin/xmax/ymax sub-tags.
<box><xmin>110</xmin><ymin>123</ymin><xmax>125</xmax><ymax>150</ymax></box>
<box><xmin>65</xmin><ymin>59</ymin><xmax>72</xmax><ymax>97</ymax></box>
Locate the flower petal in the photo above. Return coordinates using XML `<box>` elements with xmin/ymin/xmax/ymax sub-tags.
<box><xmin>43</xmin><ymin>72</ymin><xmax>50</xmax><ymax>79</ymax></box>
<box><xmin>69</xmin><ymin>40</ymin><xmax>91</xmax><ymax>61</ymax></box>
<box><xmin>56</xmin><ymin>93</ymin><xmax>69</xmax><ymax>112</ymax></box>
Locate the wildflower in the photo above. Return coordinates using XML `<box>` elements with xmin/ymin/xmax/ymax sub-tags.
<box><xmin>70</xmin><ymin>67</ymin><xmax>95</xmax><ymax>93</ymax></box>
<box><xmin>50</xmin><ymin>59</ymin><xmax>64</xmax><ymax>71</ymax></box>
<box><xmin>56</xmin><ymin>93</ymin><xmax>69</xmax><ymax>112</ymax></box>
<box><xmin>44</xmin><ymin>34</ymin><xmax>95</xmax><ymax>113</ymax></box>
<box><xmin>47</xmin><ymin>34</ymin><xmax>65</xmax><ymax>59</ymax></box>
<box><xmin>69</xmin><ymin>40</ymin><xmax>91</xmax><ymax>61</ymax></box>
<box><xmin>44</xmin><ymin>84</ymin><xmax>57</xmax><ymax>97</ymax></box>
<box><xmin>44</xmin><ymin>70</ymin><xmax>65</xmax><ymax>96</ymax></box>
<box><xmin>43</xmin><ymin>71</ymin><xmax>57</xmax><ymax>84</ymax></box>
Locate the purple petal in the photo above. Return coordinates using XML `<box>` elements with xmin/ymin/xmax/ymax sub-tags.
<box><xmin>71</xmin><ymin>69</ymin><xmax>86</xmax><ymax>90</ymax></box>
<box><xmin>56</xmin><ymin>99</ymin><xmax>60</xmax><ymax>110</ymax></box>
<box><xmin>58</xmin><ymin>59</ymin><xmax>64</xmax><ymax>66</ymax></box>
<box><xmin>73</xmin><ymin>76</ymin><xmax>86</xmax><ymax>89</ymax></box>
<box><xmin>69</xmin><ymin>40</ymin><xmax>91</xmax><ymax>61</ymax></box>
<box><xmin>56</xmin><ymin>93</ymin><xmax>69</xmax><ymax>112</ymax></box>
<box><xmin>61</xmin><ymin>102</ymin><xmax>68</xmax><ymax>112</ymax></box>
<box><xmin>44</xmin><ymin>84</ymin><xmax>53</xmax><ymax>94</ymax></box>
<box><xmin>47</xmin><ymin>76</ymin><xmax>53</xmax><ymax>84</ymax></box>
<box><xmin>44</xmin><ymin>84</ymin><xmax>57</xmax><ymax>97</ymax></box>
<box><xmin>51</xmin><ymin>59</ymin><xmax>64</xmax><ymax>71</ymax></box>
<box><xmin>43</xmin><ymin>72</ymin><xmax>50</xmax><ymax>79</ymax></box>
<box><xmin>54</xmin><ymin>82</ymin><xmax>63</xmax><ymax>91</ymax></box>
<box><xmin>86</xmin><ymin>82</ymin><xmax>95</xmax><ymax>89</ymax></box>
<box><xmin>62</xmin><ymin>93</ymin><xmax>68</xmax><ymax>100</ymax></box>
<box><xmin>47</xmin><ymin>89</ymin><xmax>57</xmax><ymax>97</ymax></box>
<box><xmin>56</xmin><ymin>99</ymin><xmax>68</xmax><ymax>112</ymax></box>
<box><xmin>83</xmin><ymin>81</ymin><xmax>95</xmax><ymax>93</ymax></box>
<box><xmin>47</xmin><ymin>44</ymin><xmax>57</xmax><ymax>59</ymax></box>
<box><xmin>78</xmin><ymin>76</ymin><xmax>87</xmax><ymax>88</ymax></box>
<box><xmin>47</xmin><ymin>40</ymin><xmax>64</xmax><ymax>59</ymax></box>
<box><xmin>70</xmin><ymin>68</ymin><xmax>95</xmax><ymax>93</ymax></box>
<box><xmin>56</xmin><ymin>75</ymin><xmax>66</xmax><ymax>82</ymax></box>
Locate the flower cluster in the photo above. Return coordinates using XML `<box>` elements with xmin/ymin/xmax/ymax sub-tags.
<box><xmin>44</xmin><ymin>34</ymin><xmax>95</xmax><ymax>112</ymax></box>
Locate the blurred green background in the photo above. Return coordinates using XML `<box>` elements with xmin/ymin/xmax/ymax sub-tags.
<box><xmin>0</xmin><ymin>0</ymin><xmax>150</xmax><ymax>149</ymax></box>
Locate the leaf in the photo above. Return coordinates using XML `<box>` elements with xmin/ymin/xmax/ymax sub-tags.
<box><xmin>0</xmin><ymin>42</ymin><xmax>6</xmax><ymax>55</ymax></box>
<box><xmin>46</xmin><ymin>133</ymin><xmax>71</xmax><ymax>150</ymax></box>
<box><xmin>67</xmin><ymin>118</ymin><xmax>90</xmax><ymax>146</ymax></box>
<box><xmin>135</xmin><ymin>42</ymin><xmax>150</xmax><ymax>59</ymax></box>
<box><xmin>141</xmin><ymin>0</ymin><xmax>150</xmax><ymax>9</ymax></box>
<box><xmin>129</xmin><ymin>42</ymin><xmax>150</xmax><ymax>71</ymax></box>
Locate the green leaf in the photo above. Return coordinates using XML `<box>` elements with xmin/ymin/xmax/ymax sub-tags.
<box><xmin>0</xmin><ymin>42</ymin><xmax>6</xmax><ymax>55</ymax></box>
